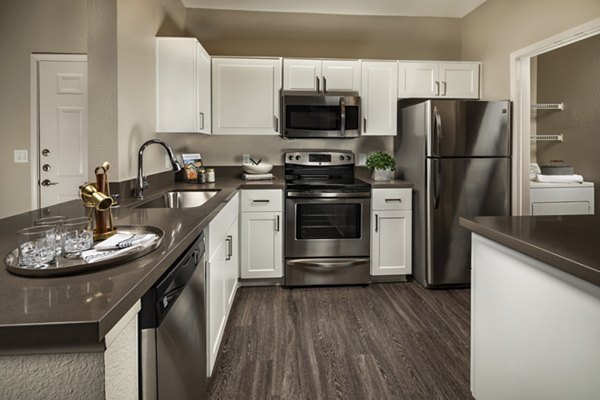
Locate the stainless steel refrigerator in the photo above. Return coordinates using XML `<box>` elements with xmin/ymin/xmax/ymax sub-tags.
<box><xmin>395</xmin><ymin>99</ymin><xmax>511</xmax><ymax>288</ymax></box>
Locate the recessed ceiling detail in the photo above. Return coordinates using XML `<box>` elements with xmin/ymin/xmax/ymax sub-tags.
<box><xmin>180</xmin><ymin>0</ymin><xmax>488</xmax><ymax>18</ymax></box>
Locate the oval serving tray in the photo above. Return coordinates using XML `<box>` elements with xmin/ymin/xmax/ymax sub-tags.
<box><xmin>4</xmin><ymin>225</ymin><xmax>164</xmax><ymax>278</ymax></box>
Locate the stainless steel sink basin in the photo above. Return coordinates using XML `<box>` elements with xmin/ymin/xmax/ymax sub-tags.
<box><xmin>135</xmin><ymin>190</ymin><xmax>219</xmax><ymax>209</ymax></box>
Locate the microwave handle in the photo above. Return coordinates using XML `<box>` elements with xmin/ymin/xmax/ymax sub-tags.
<box><xmin>339</xmin><ymin>96</ymin><xmax>346</xmax><ymax>137</ymax></box>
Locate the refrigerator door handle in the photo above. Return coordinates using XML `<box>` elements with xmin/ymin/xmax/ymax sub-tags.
<box><xmin>433</xmin><ymin>106</ymin><xmax>443</xmax><ymax>156</ymax></box>
<box><xmin>433</xmin><ymin>158</ymin><xmax>442</xmax><ymax>209</ymax></box>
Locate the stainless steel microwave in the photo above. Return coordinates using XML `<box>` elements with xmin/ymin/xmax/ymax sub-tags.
<box><xmin>282</xmin><ymin>91</ymin><xmax>361</xmax><ymax>138</ymax></box>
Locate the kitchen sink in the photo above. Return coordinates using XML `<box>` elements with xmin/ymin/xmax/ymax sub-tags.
<box><xmin>134</xmin><ymin>190</ymin><xmax>219</xmax><ymax>209</ymax></box>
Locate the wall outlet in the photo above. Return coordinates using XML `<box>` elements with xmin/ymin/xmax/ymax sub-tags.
<box><xmin>242</xmin><ymin>154</ymin><xmax>251</xmax><ymax>164</ymax></box>
<box><xmin>14</xmin><ymin>149</ymin><xmax>28</xmax><ymax>163</ymax></box>
<box><xmin>357</xmin><ymin>153</ymin><xmax>367</xmax><ymax>166</ymax></box>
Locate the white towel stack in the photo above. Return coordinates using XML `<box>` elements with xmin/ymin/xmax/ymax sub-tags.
<box><xmin>81</xmin><ymin>233</ymin><xmax>158</xmax><ymax>263</ymax></box>
<box><xmin>242</xmin><ymin>173</ymin><xmax>274</xmax><ymax>181</ymax></box>
<box><xmin>534</xmin><ymin>174</ymin><xmax>584</xmax><ymax>183</ymax></box>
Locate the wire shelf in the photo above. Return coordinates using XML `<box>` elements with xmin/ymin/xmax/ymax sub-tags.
<box><xmin>530</xmin><ymin>134</ymin><xmax>563</xmax><ymax>142</ymax></box>
<box><xmin>531</xmin><ymin>103</ymin><xmax>564</xmax><ymax>110</ymax></box>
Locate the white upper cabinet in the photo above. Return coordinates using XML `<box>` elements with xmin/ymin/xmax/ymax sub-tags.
<box><xmin>398</xmin><ymin>61</ymin><xmax>480</xmax><ymax>99</ymax></box>
<box><xmin>283</xmin><ymin>59</ymin><xmax>360</xmax><ymax>93</ymax></box>
<box><xmin>212</xmin><ymin>57</ymin><xmax>282</xmax><ymax>135</ymax></box>
<box><xmin>156</xmin><ymin>37</ymin><xmax>211</xmax><ymax>133</ymax></box>
<box><xmin>360</xmin><ymin>61</ymin><xmax>398</xmax><ymax>136</ymax></box>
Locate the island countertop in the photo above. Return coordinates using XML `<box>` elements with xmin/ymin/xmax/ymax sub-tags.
<box><xmin>460</xmin><ymin>215</ymin><xmax>600</xmax><ymax>287</ymax></box>
<box><xmin>0</xmin><ymin>176</ymin><xmax>284</xmax><ymax>354</ymax></box>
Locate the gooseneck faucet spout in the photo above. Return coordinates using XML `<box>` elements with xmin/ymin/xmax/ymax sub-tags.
<box><xmin>136</xmin><ymin>139</ymin><xmax>182</xmax><ymax>199</ymax></box>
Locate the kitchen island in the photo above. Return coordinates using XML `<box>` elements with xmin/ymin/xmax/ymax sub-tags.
<box><xmin>0</xmin><ymin>176</ymin><xmax>283</xmax><ymax>399</ymax></box>
<box><xmin>460</xmin><ymin>215</ymin><xmax>600</xmax><ymax>400</ymax></box>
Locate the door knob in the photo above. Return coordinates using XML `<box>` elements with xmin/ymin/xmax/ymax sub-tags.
<box><xmin>41</xmin><ymin>149</ymin><xmax>50</xmax><ymax>156</ymax></box>
<box><xmin>41</xmin><ymin>179</ymin><xmax>59</xmax><ymax>187</ymax></box>
<box><xmin>42</xmin><ymin>164</ymin><xmax>51</xmax><ymax>172</ymax></box>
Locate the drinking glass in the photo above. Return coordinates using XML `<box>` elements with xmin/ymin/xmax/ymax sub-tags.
<box><xmin>34</xmin><ymin>216</ymin><xmax>67</xmax><ymax>256</ymax></box>
<box><xmin>62</xmin><ymin>217</ymin><xmax>94</xmax><ymax>259</ymax></box>
<box><xmin>18</xmin><ymin>225</ymin><xmax>57</xmax><ymax>268</ymax></box>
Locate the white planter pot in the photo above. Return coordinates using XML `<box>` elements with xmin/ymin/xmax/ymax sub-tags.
<box><xmin>371</xmin><ymin>169</ymin><xmax>394</xmax><ymax>181</ymax></box>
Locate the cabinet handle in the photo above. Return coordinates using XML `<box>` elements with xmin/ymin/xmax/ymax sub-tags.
<box><xmin>375</xmin><ymin>214</ymin><xmax>379</xmax><ymax>232</ymax></box>
<box><xmin>226</xmin><ymin>235</ymin><xmax>232</xmax><ymax>260</ymax></box>
<box><xmin>385</xmin><ymin>198</ymin><xmax>402</xmax><ymax>203</ymax></box>
<box><xmin>199</xmin><ymin>112</ymin><xmax>204</xmax><ymax>130</ymax></box>
<box><xmin>434</xmin><ymin>81</ymin><xmax>440</xmax><ymax>96</ymax></box>
<box><xmin>252</xmin><ymin>199</ymin><xmax>270</xmax><ymax>203</ymax></box>
<box><xmin>442</xmin><ymin>81</ymin><xmax>447</xmax><ymax>96</ymax></box>
<box><xmin>363</xmin><ymin>117</ymin><xmax>367</xmax><ymax>133</ymax></box>
<box><xmin>273</xmin><ymin>116</ymin><xmax>279</xmax><ymax>133</ymax></box>
<box><xmin>323</xmin><ymin>76</ymin><xmax>327</xmax><ymax>93</ymax></box>
<box><xmin>316</xmin><ymin>76</ymin><xmax>320</xmax><ymax>93</ymax></box>
<box><xmin>276</xmin><ymin>215</ymin><xmax>280</xmax><ymax>232</ymax></box>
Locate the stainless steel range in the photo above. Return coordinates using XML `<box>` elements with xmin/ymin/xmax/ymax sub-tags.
<box><xmin>284</xmin><ymin>151</ymin><xmax>371</xmax><ymax>286</ymax></box>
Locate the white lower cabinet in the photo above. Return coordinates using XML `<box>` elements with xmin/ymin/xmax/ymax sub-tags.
<box><xmin>207</xmin><ymin>192</ymin><xmax>239</xmax><ymax>376</ymax></box>
<box><xmin>371</xmin><ymin>189</ymin><xmax>412</xmax><ymax>276</ymax></box>
<box><xmin>240</xmin><ymin>190</ymin><xmax>283</xmax><ymax>279</ymax></box>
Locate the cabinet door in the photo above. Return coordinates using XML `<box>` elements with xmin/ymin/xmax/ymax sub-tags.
<box><xmin>361</xmin><ymin>61</ymin><xmax>398</xmax><ymax>136</ymax></box>
<box><xmin>156</xmin><ymin>38</ymin><xmax>198</xmax><ymax>132</ymax></box>
<box><xmin>197</xmin><ymin>42</ymin><xmax>211</xmax><ymax>133</ymax></box>
<box><xmin>439</xmin><ymin>62</ymin><xmax>480</xmax><ymax>99</ymax></box>
<box><xmin>212</xmin><ymin>58</ymin><xmax>282</xmax><ymax>135</ymax></box>
<box><xmin>207</xmin><ymin>239</ymin><xmax>227</xmax><ymax>376</ymax></box>
<box><xmin>283</xmin><ymin>59</ymin><xmax>321</xmax><ymax>91</ymax></box>
<box><xmin>224</xmin><ymin>218</ymin><xmax>239</xmax><ymax>310</ymax></box>
<box><xmin>240</xmin><ymin>212</ymin><xmax>283</xmax><ymax>279</ymax></box>
<box><xmin>398</xmin><ymin>62</ymin><xmax>439</xmax><ymax>98</ymax></box>
<box><xmin>322</xmin><ymin>60</ymin><xmax>361</xmax><ymax>92</ymax></box>
<box><xmin>371</xmin><ymin>210</ymin><xmax>412</xmax><ymax>276</ymax></box>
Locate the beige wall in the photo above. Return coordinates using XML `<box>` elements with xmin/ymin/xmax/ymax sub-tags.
<box><xmin>0</xmin><ymin>0</ymin><xmax>87</xmax><ymax>218</ymax></box>
<box><xmin>461</xmin><ymin>0</ymin><xmax>600</xmax><ymax>100</ymax></box>
<box><xmin>536</xmin><ymin>34</ymin><xmax>600</xmax><ymax>208</ymax></box>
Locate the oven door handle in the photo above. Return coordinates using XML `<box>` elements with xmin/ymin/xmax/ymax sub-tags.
<box><xmin>287</xmin><ymin>258</ymin><xmax>368</xmax><ymax>269</ymax></box>
<box><xmin>287</xmin><ymin>191</ymin><xmax>371</xmax><ymax>198</ymax></box>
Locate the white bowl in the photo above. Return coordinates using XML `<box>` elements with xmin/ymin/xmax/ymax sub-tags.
<box><xmin>243</xmin><ymin>163</ymin><xmax>273</xmax><ymax>174</ymax></box>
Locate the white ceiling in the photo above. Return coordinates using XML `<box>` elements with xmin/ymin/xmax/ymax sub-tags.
<box><xmin>180</xmin><ymin>0</ymin><xmax>488</xmax><ymax>18</ymax></box>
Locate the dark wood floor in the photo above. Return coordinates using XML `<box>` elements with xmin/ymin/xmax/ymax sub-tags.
<box><xmin>209</xmin><ymin>282</ymin><xmax>473</xmax><ymax>400</ymax></box>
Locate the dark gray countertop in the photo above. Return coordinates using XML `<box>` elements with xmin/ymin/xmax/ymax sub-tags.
<box><xmin>0</xmin><ymin>177</ymin><xmax>283</xmax><ymax>354</ymax></box>
<box><xmin>355</xmin><ymin>168</ymin><xmax>413</xmax><ymax>188</ymax></box>
<box><xmin>460</xmin><ymin>215</ymin><xmax>600</xmax><ymax>287</ymax></box>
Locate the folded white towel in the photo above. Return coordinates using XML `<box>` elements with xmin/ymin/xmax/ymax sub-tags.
<box><xmin>81</xmin><ymin>245</ymin><xmax>144</xmax><ymax>264</ymax></box>
<box><xmin>242</xmin><ymin>173</ymin><xmax>274</xmax><ymax>181</ymax></box>
<box><xmin>94</xmin><ymin>233</ymin><xmax>157</xmax><ymax>250</ymax></box>
<box><xmin>535</xmin><ymin>174</ymin><xmax>584</xmax><ymax>183</ymax></box>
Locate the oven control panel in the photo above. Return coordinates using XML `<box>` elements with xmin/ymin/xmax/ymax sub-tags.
<box><xmin>284</xmin><ymin>151</ymin><xmax>354</xmax><ymax>166</ymax></box>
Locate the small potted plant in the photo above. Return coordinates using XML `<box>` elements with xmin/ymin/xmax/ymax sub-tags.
<box><xmin>366</xmin><ymin>151</ymin><xmax>395</xmax><ymax>181</ymax></box>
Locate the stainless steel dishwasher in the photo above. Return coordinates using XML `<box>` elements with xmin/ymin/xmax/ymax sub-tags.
<box><xmin>139</xmin><ymin>233</ymin><xmax>207</xmax><ymax>400</ymax></box>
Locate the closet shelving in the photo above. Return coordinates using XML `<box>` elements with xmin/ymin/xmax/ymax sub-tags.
<box><xmin>530</xmin><ymin>102</ymin><xmax>564</xmax><ymax>142</ymax></box>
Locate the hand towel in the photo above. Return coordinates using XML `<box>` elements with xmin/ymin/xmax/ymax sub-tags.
<box><xmin>242</xmin><ymin>173</ymin><xmax>274</xmax><ymax>181</ymax></box>
<box><xmin>94</xmin><ymin>233</ymin><xmax>157</xmax><ymax>250</ymax></box>
<box><xmin>534</xmin><ymin>174</ymin><xmax>584</xmax><ymax>183</ymax></box>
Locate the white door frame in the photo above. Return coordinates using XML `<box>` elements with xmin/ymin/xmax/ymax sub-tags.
<box><xmin>509</xmin><ymin>18</ymin><xmax>600</xmax><ymax>216</ymax></box>
<box><xmin>30</xmin><ymin>53</ymin><xmax>87</xmax><ymax>210</ymax></box>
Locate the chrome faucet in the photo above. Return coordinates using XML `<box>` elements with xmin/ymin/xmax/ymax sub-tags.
<box><xmin>136</xmin><ymin>139</ymin><xmax>182</xmax><ymax>199</ymax></box>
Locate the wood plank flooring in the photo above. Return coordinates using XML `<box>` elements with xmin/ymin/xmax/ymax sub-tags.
<box><xmin>209</xmin><ymin>282</ymin><xmax>473</xmax><ymax>400</ymax></box>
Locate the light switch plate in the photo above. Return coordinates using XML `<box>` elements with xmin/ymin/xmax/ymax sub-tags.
<box><xmin>358</xmin><ymin>153</ymin><xmax>367</xmax><ymax>166</ymax></box>
<box><xmin>14</xmin><ymin>149</ymin><xmax>28</xmax><ymax>163</ymax></box>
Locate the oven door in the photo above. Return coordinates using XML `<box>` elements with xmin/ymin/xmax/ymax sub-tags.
<box><xmin>285</xmin><ymin>192</ymin><xmax>370</xmax><ymax>258</ymax></box>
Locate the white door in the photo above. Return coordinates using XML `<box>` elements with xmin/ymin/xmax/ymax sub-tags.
<box><xmin>197</xmin><ymin>42</ymin><xmax>212</xmax><ymax>134</ymax></box>
<box><xmin>38</xmin><ymin>59</ymin><xmax>88</xmax><ymax>208</ymax></box>
<box><xmin>398</xmin><ymin>62</ymin><xmax>439</xmax><ymax>98</ymax></box>
<box><xmin>224</xmin><ymin>218</ymin><xmax>239</xmax><ymax>309</ymax></box>
<box><xmin>240</xmin><ymin>211</ymin><xmax>283</xmax><ymax>279</ymax></box>
<box><xmin>361</xmin><ymin>61</ymin><xmax>398</xmax><ymax>136</ymax></box>
<box><xmin>212</xmin><ymin>58</ymin><xmax>282</xmax><ymax>135</ymax></box>
<box><xmin>283</xmin><ymin>59</ymin><xmax>321</xmax><ymax>91</ymax></box>
<box><xmin>321</xmin><ymin>60</ymin><xmax>361</xmax><ymax>92</ymax></box>
<box><xmin>371</xmin><ymin>210</ymin><xmax>412</xmax><ymax>275</ymax></box>
<box><xmin>439</xmin><ymin>62</ymin><xmax>480</xmax><ymax>98</ymax></box>
<box><xmin>207</xmin><ymin>239</ymin><xmax>227</xmax><ymax>376</ymax></box>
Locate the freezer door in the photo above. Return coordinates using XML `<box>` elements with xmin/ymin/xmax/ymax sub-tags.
<box><xmin>426</xmin><ymin>157</ymin><xmax>510</xmax><ymax>286</ymax></box>
<box><xmin>428</xmin><ymin>100</ymin><xmax>511</xmax><ymax>157</ymax></box>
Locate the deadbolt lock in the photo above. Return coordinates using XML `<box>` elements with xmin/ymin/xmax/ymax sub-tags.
<box><xmin>41</xmin><ymin>149</ymin><xmax>50</xmax><ymax>156</ymax></box>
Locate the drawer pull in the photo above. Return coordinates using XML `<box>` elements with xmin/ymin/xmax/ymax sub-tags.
<box><xmin>385</xmin><ymin>198</ymin><xmax>403</xmax><ymax>203</ymax></box>
<box><xmin>252</xmin><ymin>199</ymin><xmax>270</xmax><ymax>203</ymax></box>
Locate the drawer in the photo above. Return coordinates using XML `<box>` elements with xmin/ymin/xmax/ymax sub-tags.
<box><xmin>372</xmin><ymin>189</ymin><xmax>412</xmax><ymax>211</ymax></box>
<box><xmin>241</xmin><ymin>189</ymin><xmax>283</xmax><ymax>212</ymax></box>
